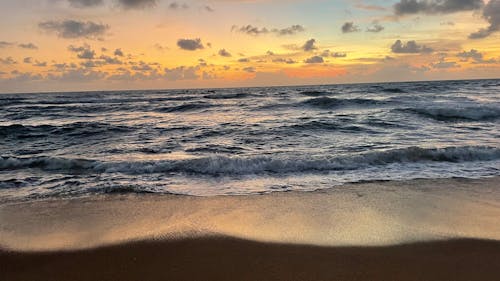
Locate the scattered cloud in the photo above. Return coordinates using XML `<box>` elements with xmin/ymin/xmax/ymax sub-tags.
<box><xmin>118</xmin><ymin>0</ymin><xmax>157</xmax><ymax>9</ymax></box>
<box><xmin>272</xmin><ymin>58</ymin><xmax>297</xmax><ymax>64</ymax></box>
<box><xmin>342</xmin><ymin>22</ymin><xmax>360</xmax><ymax>33</ymax></box>
<box><xmin>114</xmin><ymin>48</ymin><xmax>124</xmax><ymax>56</ymax></box>
<box><xmin>431</xmin><ymin>60</ymin><xmax>460</xmax><ymax>69</ymax></box>
<box><xmin>23</xmin><ymin>57</ymin><xmax>33</xmax><ymax>64</ymax></box>
<box><xmin>0</xmin><ymin>41</ymin><xmax>14</xmax><ymax>48</ymax></box>
<box><xmin>165</xmin><ymin>66</ymin><xmax>199</xmax><ymax>80</ymax></box>
<box><xmin>243</xmin><ymin>67</ymin><xmax>256</xmax><ymax>73</ymax></box>
<box><xmin>204</xmin><ymin>5</ymin><xmax>214</xmax><ymax>12</ymax></box>
<box><xmin>39</xmin><ymin>20</ymin><xmax>109</xmax><ymax>40</ymax></box>
<box><xmin>33</xmin><ymin>60</ymin><xmax>47</xmax><ymax>67</ymax></box>
<box><xmin>302</xmin><ymin>39</ymin><xmax>317</xmax><ymax>51</ymax></box>
<box><xmin>232</xmin><ymin>24</ymin><xmax>305</xmax><ymax>36</ymax></box>
<box><xmin>391</xmin><ymin>40</ymin><xmax>433</xmax><ymax>53</ymax></box>
<box><xmin>18</xmin><ymin>43</ymin><xmax>38</xmax><ymax>49</ymax></box>
<box><xmin>0</xmin><ymin>57</ymin><xmax>17</xmax><ymax>65</ymax></box>
<box><xmin>68</xmin><ymin>0</ymin><xmax>104</xmax><ymax>8</ymax></box>
<box><xmin>168</xmin><ymin>2</ymin><xmax>188</xmax><ymax>9</ymax></box>
<box><xmin>366</xmin><ymin>23</ymin><xmax>384</xmax><ymax>33</ymax></box>
<box><xmin>457</xmin><ymin>49</ymin><xmax>496</xmax><ymax>63</ymax></box>
<box><xmin>238</xmin><ymin>58</ymin><xmax>250</xmax><ymax>62</ymax></box>
<box><xmin>68</xmin><ymin>44</ymin><xmax>96</xmax><ymax>59</ymax></box>
<box><xmin>394</xmin><ymin>0</ymin><xmax>483</xmax><ymax>16</ymax></box>
<box><xmin>218</xmin><ymin>49</ymin><xmax>232</xmax><ymax>57</ymax></box>
<box><xmin>304</xmin><ymin>55</ymin><xmax>324</xmax><ymax>63</ymax></box>
<box><xmin>177</xmin><ymin>38</ymin><xmax>204</xmax><ymax>51</ymax></box>
<box><xmin>469</xmin><ymin>0</ymin><xmax>500</xmax><ymax>39</ymax></box>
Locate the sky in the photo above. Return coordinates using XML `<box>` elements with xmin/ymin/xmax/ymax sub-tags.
<box><xmin>0</xmin><ymin>0</ymin><xmax>499</xmax><ymax>93</ymax></box>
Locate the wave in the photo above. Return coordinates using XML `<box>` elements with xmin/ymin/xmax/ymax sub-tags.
<box><xmin>301</xmin><ymin>97</ymin><xmax>386</xmax><ymax>109</ymax></box>
<box><xmin>0</xmin><ymin>122</ymin><xmax>135</xmax><ymax>138</ymax></box>
<box><xmin>398</xmin><ymin>106</ymin><xmax>500</xmax><ymax>121</ymax></box>
<box><xmin>156</xmin><ymin>102</ymin><xmax>214</xmax><ymax>113</ymax></box>
<box><xmin>2</xmin><ymin>146</ymin><xmax>498</xmax><ymax>176</ymax></box>
<box><xmin>298</xmin><ymin>90</ymin><xmax>334</xmax><ymax>97</ymax></box>
<box><xmin>202</xmin><ymin>92</ymin><xmax>252</xmax><ymax>99</ymax></box>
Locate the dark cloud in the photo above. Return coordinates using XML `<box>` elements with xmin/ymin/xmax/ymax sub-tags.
<box><xmin>0</xmin><ymin>57</ymin><xmax>17</xmax><ymax>65</ymax></box>
<box><xmin>18</xmin><ymin>43</ymin><xmax>38</xmax><ymax>50</ymax></box>
<box><xmin>391</xmin><ymin>40</ymin><xmax>433</xmax><ymax>53</ymax></box>
<box><xmin>0</xmin><ymin>41</ymin><xmax>14</xmax><ymax>48</ymax></box>
<box><xmin>341</xmin><ymin>22</ymin><xmax>360</xmax><ymax>33</ymax></box>
<box><xmin>469</xmin><ymin>0</ymin><xmax>500</xmax><ymax>39</ymax></box>
<box><xmin>232</xmin><ymin>24</ymin><xmax>305</xmax><ymax>36</ymax></box>
<box><xmin>168</xmin><ymin>2</ymin><xmax>189</xmax><ymax>9</ymax></box>
<box><xmin>114</xmin><ymin>48</ymin><xmax>124</xmax><ymax>56</ymax></box>
<box><xmin>394</xmin><ymin>0</ymin><xmax>483</xmax><ymax>15</ymax></box>
<box><xmin>302</xmin><ymin>39</ymin><xmax>317</xmax><ymax>51</ymax></box>
<box><xmin>39</xmin><ymin>20</ymin><xmax>109</xmax><ymax>40</ymax></box>
<box><xmin>23</xmin><ymin>57</ymin><xmax>33</xmax><ymax>64</ymax></box>
<box><xmin>68</xmin><ymin>44</ymin><xmax>96</xmax><ymax>59</ymax></box>
<box><xmin>272</xmin><ymin>58</ymin><xmax>297</xmax><ymax>64</ymax></box>
<box><xmin>321</xmin><ymin>50</ymin><xmax>347</xmax><ymax>58</ymax></box>
<box><xmin>68</xmin><ymin>0</ymin><xmax>104</xmax><ymax>8</ymax></box>
<box><xmin>218</xmin><ymin>49</ymin><xmax>232</xmax><ymax>57</ymax></box>
<box><xmin>304</xmin><ymin>56</ymin><xmax>324</xmax><ymax>63</ymax></box>
<box><xmin>33</xmin><ymin>61</ymin><xmax>47</xmax><ymax>67</ymax></box>
<box><xmin>366</xmin><ymin>23</ymin><xmax>384</xmax><ymax>33</ymax></box>
<box><xmin>238</xmin><ymin>58</ymin><xmax>250</xmax><ymax>62</ymax></box>
<box><xmin>177</xmin><ymin>38</ymin><xmax>204</xmax><ymax>51</ymax></box>
<box><xmin>164</xmin><ymin>66</ymin><xmax>199</xmax><ymax>80</ymax></box>
<box><xmin>457</xmin><ymin>49</ymin><xmax>497</xmax><ymax>63</ymax></box>
<box><xmin>99</xmin><ymin>55</ymin><xmax>123</xmax><ymax>64</ymax></box>
<box><xmin>430</xmin><ymin>60</ymin><xmax>460</xmax><ymax>69</ymax></box>
<box><xmin>118</xmin><ymin>0</ymin><xmax>157</xmax><ymax>9</ymax></box>
<box><xmin>243</xmin><ymin>67</ymin><xmax>256</xmax><ymax>73</ymax></box>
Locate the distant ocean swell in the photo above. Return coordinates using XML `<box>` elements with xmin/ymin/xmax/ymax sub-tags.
<box><xmin>2</xmin><ymin>146</ymin><xmax>499</xmax><ymax>176</ymax></box>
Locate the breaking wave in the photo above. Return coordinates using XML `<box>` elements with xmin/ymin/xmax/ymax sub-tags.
<box><xmin>398</xmin><ymin>106</ymin><xmax>500</xmax><ymax>121</ymax></box>
<box><xmin>2</xmin><ymin>146</ymin><xmax>498</xmax><ymax>176</ymax></box>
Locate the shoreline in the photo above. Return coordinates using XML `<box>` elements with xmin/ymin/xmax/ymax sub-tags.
<box><xmin>2</xmin><ymin>237</ymin><xmax>500</xmax><ymax>281</ymax></box>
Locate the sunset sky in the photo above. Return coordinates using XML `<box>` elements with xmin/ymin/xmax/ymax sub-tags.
<box><xmin>0</xmin><ymin>0</ymin><xmax>499</xmax><ymax>93</ymax></box>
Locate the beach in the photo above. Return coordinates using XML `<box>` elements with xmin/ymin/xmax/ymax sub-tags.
<box><xmin>1</xmin><ymin>177</ymin><xmax>500</xmax><ymax>280</ymax></box>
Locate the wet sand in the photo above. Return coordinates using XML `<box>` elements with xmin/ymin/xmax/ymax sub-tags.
<box><xmin>1</xmin><ymin>177</ymin><xmax>499</xmax><ymax>280</ymax></box>
<box><xmin>2</xmin><ymin>237</ymin><xmax>500</xmax><ymax>281</ymax></box>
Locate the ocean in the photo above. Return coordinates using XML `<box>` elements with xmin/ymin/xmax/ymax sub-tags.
<box><xmin>1</xmin><ymin>79</ymin><xmax>499</xmax><ymax>202</ymax></box>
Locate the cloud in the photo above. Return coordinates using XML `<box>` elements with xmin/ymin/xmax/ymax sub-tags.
<box><xmin>304</xmin><ymin>56</ymin><xmax>324</xmax><ymax>63</ymax></box>
<box><xmin>431</xmin><ymin>60</ymin><xmax>460</xmax><ymax>69</ymax></box>
<box><xmin>366</xmin><ymin>23</ymin><xmax>384</xmax><ymax>33</ymax></box>
<box><xmin>33</xmin><ymin>60</ymin><xmax>47</xmax><ymax>67</ymax></box>
<box><xmin>204</xmin><ymin>5</ymin><xmax>214</xmax><ymax>12</ymax></box>
<box><xmin>118</xmin><ymin>0</ymin><xmax>157</xmax><ymax>9</ymax></box>
<box><xmin>341</xmin><ymin>22</ymin><xmax>360</xmax><ymax>33</ymax></box>
<box><xmin>469</xmin><ymin>0</ymin><xmax>500</xmax><ymax>39</ymax></box>
<box><xmin>114</xmin><ymin>48</ymin><xmax>124</xmax><ymax>56</ymax></box>
<box><xmin>302</xmin><ymin>39</ymin><xmax>317</xmax><ymax>51</ymax></box>
<box><xmin>23</xmin><ymin>57</ymin><xmax>33</xmax><ymax>64</ymax></box>
<box><xmin>0</xmin><ymin>57</ymin><xmax>17</xmax><ymax>65</ymax></box>
<box><xmin>18</xmin><ymin>43</ymin><xmax>38</xmax><ymax>50</ymax></box>
<box><xmin>391</xmin><ymin>40</ymin><xmax>433</xmax><ymax>53</ymax></box>
<box><xmin>168</xmin><ymin>2</ymin><xmax>189</xmax><ymax>9</ymax></box>
<box><xmin>218</xmin><ymin>49</ymin><xmax>232</xmax><ymax>57</ymax></box>
<box><xmin>232</xmin><ymin>24</ymin><xmax>305</xmax><ymax>36</ymax></box>
<box><xmin>68</xmin><ymin>44</ymin><xmax>96</xmax><ymax>59</ymax></box>
<box><xmin>238</xmin><ymin>58</ymin><xmax>250</xmax><ymax>62</ymax></box>
<box><xmin>243</xmin><ymin>67</ymin><xmax>256</xmax><ymax>73</ymax></box>
<box><xmin>394</xmin><ymin>0</ymin><xmax>483</xmax><ymax>15</ymax></box>
<box><xmin>39</xmin><ymin>20</ymin><xmax>109</xmax><ymax>40</ymax></box>
<box><xmin>320</xmin><ymin>50</ymin><xmax>347</xmax><ymax>57</ymax></box>
<box><xmin>457</xmin><ymin>49</ymin><xmax>496</xmax><ymax>63</ymax></box>
<box><xmin>164</xmin><ymin>66</ymin><xmax>199</xmax><ymax>80</ymax></box>
<box><xmin>177</xmin><ymin>38</ymin><xmax>204</xmax><ymax>50</ymax></box>
<box><xmin>272</xmin><ymin>58</ymin><xmax>297</xmax><ymax>64</ymax></box>
<box><xmin>0</xmin><ymin>41</ymin><xmax>14</xmax><ymax>48</ymax></box>
<box><xmin>68</xmin><ymin>0</ymin><xmax>104</xmax><ymax>8</ymax></box>
<box><xmin>354</xmin><ymin>2</ymin><xmax>386</xmax><ymax>11</ymax></box>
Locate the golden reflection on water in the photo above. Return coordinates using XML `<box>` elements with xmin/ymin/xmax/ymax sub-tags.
<box><xmin>1</xmin><ymin>178</ymin><xmax>499</xmax><ymax>251</ymax></box>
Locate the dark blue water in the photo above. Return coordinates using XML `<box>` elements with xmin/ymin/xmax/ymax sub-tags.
<box><xmin>1</xmin><ymin>79</ymin><xmax>499</xmax><ymax>201</ymax></box>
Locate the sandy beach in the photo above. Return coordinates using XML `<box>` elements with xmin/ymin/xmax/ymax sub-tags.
<box><xmin>1</xmin><ymin>177</ymin><xmax>500</xmax><ymax>280</ymax></box>
<box><xmin>2</xmin><ymin>237</ymin><xmax>500</xmax><ymax>281</ymax></box>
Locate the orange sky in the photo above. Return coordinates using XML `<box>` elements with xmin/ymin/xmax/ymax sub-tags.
<box><xmin>0</xmin><ymin>0</ymin><xmax>499</xmax><ymax>93</ymax></box>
